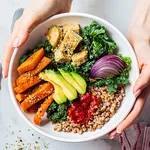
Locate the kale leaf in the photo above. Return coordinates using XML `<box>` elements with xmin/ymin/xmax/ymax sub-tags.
<box><xmin>81</xmin><ymin>21</ymin><xmax>117</xmax><ymax>60</ymax></box>
<box><xmin>19</xmin><ymin>40</ymin><xmax>52</xmax><ymax>64</ymax></box>
<box><xmin>46</xmin><ymin>101</ymin><xmax>72</xmax><ymax>123</ymax></box>
<box><xmin>19</xmin><ymin>51</ymin><xmax>33</xmax><ymax>64</ymax></box>
<box><xmin>92</xmin><ymin>55</ymin><xmax>131</xmax><ymax>94</ymax></box>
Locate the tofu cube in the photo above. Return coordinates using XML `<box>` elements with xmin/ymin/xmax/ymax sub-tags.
<box><xmin>62</xmin><ymin>24</ymin><xmax>80</xmax><ymax>35</ymax></box>
<box><xmin>55</xmin><ymin>30</ymin><xmax>82</xmax><ymax>62</ymax></box>
<box><xmin>72</xmin><ymin>50</ymin><xmax>88</xmax><ymax>66</ymax></box>
<box><xmin>55</xmin><ymin>50</ymin><xmax>70</xmax><ymax>63</ymax></box>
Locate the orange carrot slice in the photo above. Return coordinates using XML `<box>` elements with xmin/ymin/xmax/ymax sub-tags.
<box><xmin>21</xmin><ymin>82</ymin><xmax>53</xmax><ymax>111</ymax></box>
<box><xmin>17</xmin><ymin>48</ymin><xmax>44</xmax><ymax>74</ymax></box>
<box><xmin>27</xmin><ymin>100</ymin><xmax>45</xmax><ymax>113</ymax></box>
<box><xmin>14</xmin><ymin>76</ymin><xmax>41</xmax><ymax>94</ymax></box>
<box><xmin>34</xmin><ymin>95</ymin><xmax>54</xmax><ymax>125</ymax></box>
<box><xmin>16</xmin><ymin>57</ymin><xmax>51</xmax><ymax>85</ymax></box>
<box><xmin>16</xmin><ymin>93</ymin><xmax>27</xmax><ymax>102</ymax></box>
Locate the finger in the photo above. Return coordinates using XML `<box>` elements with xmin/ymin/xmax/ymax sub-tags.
<box><xmin>16</xmin><ymin>28</ymin><xmax>29</xmax><ymax>47</ymax></box>
<box><xmin>116</xmin><ymin>86</ymin><xmax>149</xmax><ymax>134</ymax></box>
<box><xmin>2</xmin><ymin>16</ymin><xmax>36</xmax><ymax>77</ymax></box>
<box><xmin>2</xmin><ymin>29</ymin><xmax>17</xmax><ymax>77</ymax></box>
<box><xmin>108</xmin><ymin>129</ymin><xmax>117</xmax><ymax>139</ymax></box>
<box><xmin>133</xmin><ymin>66</ymin><xmax>150</xmax><ymax>94</ymax></box>
<box><xmin>14</xmin><ymin>17</ymin><xmax>36</xmax><ymax>48</ymax></box>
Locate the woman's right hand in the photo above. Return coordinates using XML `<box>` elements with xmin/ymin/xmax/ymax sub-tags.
<box><xmin>2</xmin><ymin>0</ymin><xmax>72</xmax><ymax>77</ymax></box>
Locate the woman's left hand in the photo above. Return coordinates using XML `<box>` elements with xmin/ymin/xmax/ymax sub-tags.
<box><xmin>109</xmin><ymin>27</ymin><xmax>150</xmax><ymax>139</ymax></box>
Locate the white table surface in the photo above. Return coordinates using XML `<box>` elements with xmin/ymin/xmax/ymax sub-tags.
<box><xmin>1</xmin><ymin>0</ymin><xmax>150</xmax><ymax>150</ymax></box>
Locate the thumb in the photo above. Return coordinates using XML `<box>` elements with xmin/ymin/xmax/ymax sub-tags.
<box><xmin>133</xmin><ymin>66</ymin><xmax>150</xmax><ymax>95</ymax></box>
<box><xmin>13</xmin><ymin>16</ymin><xmax>38</xmax><ymax>48</ymax></box>
<box><xmin>13</xmin><ymin>30</ymin><xmax>29</xmax><ymax>48</ymax></box>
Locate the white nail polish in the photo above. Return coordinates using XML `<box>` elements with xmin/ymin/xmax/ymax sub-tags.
<box><xmin>134</xmin><ymin>89</ymin><xmax>141</xmax><ymax>98</ymax></box>
<box><xmin>109</xmin><ymin>136</ymin><xmax>114</xmax><ymax>139</ymax></box>
<box><xmin>116</xmin><ymin>130</ymin><xmax>122</xmax><ymax>134</ymax></box>
<box><xmin>2</xmin><ymin>70</ymin><xmax>5</xmax><ymax>78</ymax></box>
<box><xmin>13</xmin><ymin>37</ymin><xmax>19</xmax><ymax>48</ymax></box>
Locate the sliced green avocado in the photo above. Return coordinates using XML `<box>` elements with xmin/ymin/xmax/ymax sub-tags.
<box><xmin>58</xmin><ymin>69</ymin><xmax>86</xmax><ymax>95</ymax></box>
<box><xmin>45</xmin><ymin>70</ymin><xmax>77</xmax><ymax>101</ymax></box>
<box><xmin>39</xmin><ymin>72</ymin><xmax>67</xmax><ymax>104</ymax></box>
<box><xmin>71</xmin><ymin>72</ymin><xmax>87</xmax><ymax>93</ymax></box>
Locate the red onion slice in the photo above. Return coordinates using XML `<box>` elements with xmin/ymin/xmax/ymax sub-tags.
<box><xmin>90</xmin><ymin>54</ymin><xmax>126</xmax><ymax>79</ymax></box>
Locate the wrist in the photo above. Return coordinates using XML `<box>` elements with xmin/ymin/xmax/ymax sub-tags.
<box><xmin>127</xmin><ymin>25</ymin><xmax>150</xmax><ymax>48</ymax></box>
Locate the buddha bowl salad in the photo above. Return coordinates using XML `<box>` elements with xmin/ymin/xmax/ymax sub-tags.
<box><xmin>14</xmin><ymin>21</ymin><xmax>131</xmax><ymax>134</ymax></box>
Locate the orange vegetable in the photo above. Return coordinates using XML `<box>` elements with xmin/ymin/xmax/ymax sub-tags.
<box><xmin>16</xmin><ymin>93</ymin><xmax>27</xmax><ymax>102</ymax></box>
<box><xmin>21</xmin><ymin>82</ymin><xmax>53</xmax><ymax>111</ymax></box>
<box><xmin>27</xmin><ymin>100</ymin><xmax>45</xmax><ymax>113</ymax></box>
<box><xmin>17</xmin><ymin>48</ymin><xmax>44</xmax><ymax>74</ymax></box>
<box><xmin>16</xmin><ymin>57</ymin><xmax>51</xmax><ymax>85</ymax></box>
<box><xmin>34</xmin><ymin>95</ymin><xmax>54</xmax><ymax>125</ymax></box>
<box><xmin>14</xmin><ymin>76</ymin><xmax>41</xmax><ymax>94</ymax></box>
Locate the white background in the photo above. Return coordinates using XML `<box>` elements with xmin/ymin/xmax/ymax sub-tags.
<box><xmin>1</xmin><ymin>0</ymin><xmax>150</xmax><ymax>150</ymax></box>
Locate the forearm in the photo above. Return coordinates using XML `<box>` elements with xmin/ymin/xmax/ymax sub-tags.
<box><xmin>128</xmin><ymin>0</ymin><xmax>150</xmax><ymax>45</ymax></box>
<box><xmin>130</xmin><ymin>0</ymin><xmax>150</xmax><ymax>29</ymax></box>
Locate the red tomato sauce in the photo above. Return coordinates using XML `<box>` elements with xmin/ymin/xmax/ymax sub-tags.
<box><xmin>68</xmin><ymin>93</ymin><xmax>100</xmax><ymax>124</ymax></box>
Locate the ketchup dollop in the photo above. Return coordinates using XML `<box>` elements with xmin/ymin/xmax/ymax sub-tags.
<box><xmin>68</xmin><ymin>93</ymin><xmax>100</xmax><ymax>124</ymax></box>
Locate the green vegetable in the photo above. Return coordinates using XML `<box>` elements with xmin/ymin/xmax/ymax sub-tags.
<box><xmin>33</xmin><ymin>40</ymin><xmax>52</xmax><ymax>53</ymax></box>
<box><xmin>92</xmin><ymin>55</ymin><xmax>131</xmax><ymax>94</ymax></box>
<box><xmin>19</xmin><ymin>40</ymin><xmax>52</xmax><ymax>64</ymax></box>
<box><xmin>39</xmin><ymin>72</ymin><xmax>67</xmax><ymax>104</ymax></box>
<box><xmin>59</xmin><ymin>69</ymin><xmax>86</xmax><ymax>94</ymax></box>
<box><xmin>45</xmin><ymin>70</ymin><xmax>78</xmax><ymax>101</ymax></box>
<box><xmin>81</xmin><ymin>21</ymin><xmax>117</xmax><ymax>60</ymax></box>
<box><xmin>46</xmin><ymin>101</ymin><xmax>71</xmax><ymax>123</ymax></box>
<box><xmin>19</xmin><ymin>52</ymin><xmax>33</xmax><ymax>64</ymax></box>
<box><xmin>52</xmin><ymin>60</ymin><xmax>95</xmax><ymax>82</ymax></box>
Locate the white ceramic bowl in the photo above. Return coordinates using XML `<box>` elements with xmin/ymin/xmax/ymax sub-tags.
<box><xmin>8</xmin><ymin>13</ymin><xmax>139</xmax><ymax>142</ymax></box>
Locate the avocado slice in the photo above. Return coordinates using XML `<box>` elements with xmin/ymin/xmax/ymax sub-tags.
<box><xmin>71</xmin><ymin>72</ymin><xmax>87</xmax><ymax>93</ymax></box>
<box><xmin>39</xmin><ymin>72</ymin><xmax>67</xmax><ymax>104</ymax></box>
<box><xmin>45</xmin><ymin>70</ymin><xmax>77</xmax><ymax>101</ymax></box>
<box><xmin>58</xmin><ymin>69</ymin><xmax>86</xmax><ymax>94</ymax></box>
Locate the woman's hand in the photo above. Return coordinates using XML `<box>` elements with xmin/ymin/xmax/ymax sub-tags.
<box><xmin>109</xmin><ymin>0</ymin><xmax>150</xmax><ymax>139</ymax></box>
<box><xmin>108</xmin><ymin>26</ymin><xmax>150</xmax><ymax>139</ymax></box>
<box><xmin>2</xmin><ymin>0</ymin><xmax>72</xmax><ymax>77</ymax></box>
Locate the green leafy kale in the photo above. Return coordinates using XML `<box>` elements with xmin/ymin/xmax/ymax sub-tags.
<box><xmin>92</xmin><ymin>55</ymin><xmax>131</xmax><ymax>94</ymax></box>
<box><xmin>33</xmin><ymin>40</ymin><xmax>52</xmax><ymax>53</ymax></box>
<box><xmin>46</xmin><ymin>101</ymin><xmax>72</xmax><ymax>123</ymax></box>
<box><xmin>19</xmin><ymin>51</ymin><xmax>33</xmax><ymax>64</ymax></box>
<box><xmin>19</xmin><ymin>40</ymin><xmax>52</xmax><ymax>64</ymax></box>
<box><xmin>52</xmin><ymin>60</ymin><xmax>95</xmax><ymax>82</ymax></box>
<box><xmin>81</xmin><ymin>21</ymin><xmax>117</xmax><ymax>60</ymax></box>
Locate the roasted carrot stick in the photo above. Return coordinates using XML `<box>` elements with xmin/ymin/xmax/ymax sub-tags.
<box><xmin>16</xmin><ymin>57</ymin><xmax>51</xmax><ymax>85</ymax></box>
<box><xmin>16</xmin><ymin>93</ymin><xmax>27</xmax><ymax>102</ymax></box>
<box><xmin>34</xmin><ymin>95</ymin><xmax>54</xmax><ymax>125</ymax></box>
<box><xmin>21</xmin><ymin>82</ymin><xmax>53</xmax><ymax>111</ymax></box>
<box><xmin>14</xmin><ymin>76</ymin><xmax>42</xmax><ymax>94</ymax></box>
<box><xmin>27</xmin><ymin>100</ymin><xmax>45</xmax><ymax>113</ymax></box>
<box><xmin>17</xmin><ymin>48</ymin><xmax>44</xmax><ymax>74</ymax></box>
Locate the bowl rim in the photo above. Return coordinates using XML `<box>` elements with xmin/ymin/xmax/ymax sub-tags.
<box><xmin>8</xmin><ymin>12</ymin><xmax>139</xmax><ymax>142</ymax></box>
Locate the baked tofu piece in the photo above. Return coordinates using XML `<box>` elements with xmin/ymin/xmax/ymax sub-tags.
<box><xmin>54</xmin><ymin>50</ymin><xmax>70</xmax><ymax>63</ymax></box>
<box><xmin>72</xmin><ymin>50</ymin><xmax>88</xmax><ymax>66</ymax></box>
<box><xmin>46</xmin><ymin>26</ymin><xmax>60</xmax><ymax>47</ymax></box>
<box><xmin>55</xmin><ymin>30</ymin><xmax>82</xmax><ymax>62</ymax></box>
<box><xmin>62</xmin><ymin>24</ymin><xmax>80</xmax><ymax>35</ymax></box>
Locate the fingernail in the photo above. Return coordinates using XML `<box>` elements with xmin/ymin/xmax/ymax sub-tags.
<box><xmin>109</xmin><ymin>136</ymin><xmax>114</xmax><ymax>139</ymax></box>
<box><xmin>134</xmin><ymin>89</ymin><xmax>142</xmax><ymax>98</ymax></box>
<box><xmin>116</xmin><ymin>129</ymin><xmax>122</xmax><ymax>134</ymax></box>
<box><xmin>2</xmin><ymin>70</ymin><xmax>6</xmax><ymax>78</ymax></box>
<box><xmin>13</xmin><ymin>37</ymin><xmax>19</xmax><ymax>48</ymax></box>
